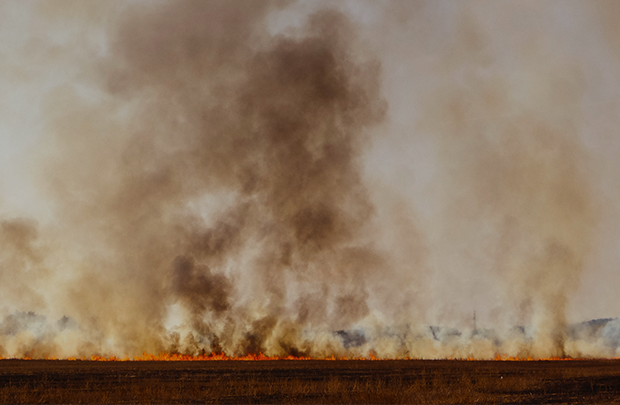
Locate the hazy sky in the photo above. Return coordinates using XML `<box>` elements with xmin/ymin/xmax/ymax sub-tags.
<box><xmin>1</xmin><ymin>0</ymin><xmax>620</xmax><ymax>358</ymax></box>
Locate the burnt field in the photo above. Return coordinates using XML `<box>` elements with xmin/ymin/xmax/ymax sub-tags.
<box><xmin>1</xmin><ymin>360</ymin><xmax>620</xmax><ymax>404</ymax></box>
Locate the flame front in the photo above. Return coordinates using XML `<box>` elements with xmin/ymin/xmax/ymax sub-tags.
<box><xmin>3</xmin><ymin>352</ymin><xmax>611</xmax><ymax>362</ymax></box>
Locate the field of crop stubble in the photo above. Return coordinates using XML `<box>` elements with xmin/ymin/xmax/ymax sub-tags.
<box><xmin>1</xmin><ymin>359</ymin><xmax>620</xmax><ymax>404</ymax></box>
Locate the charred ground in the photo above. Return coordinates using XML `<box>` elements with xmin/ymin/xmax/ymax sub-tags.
<box><xmin>1</xmin><ymin>359</ymin><xmax>620</xmax><ymax>404</ymax></box>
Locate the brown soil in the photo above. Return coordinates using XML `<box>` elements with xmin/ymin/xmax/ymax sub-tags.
<box><xmin>1</xmin><ymin>359</ymin><xmax>620</xmax><ymax>403</ymax></box>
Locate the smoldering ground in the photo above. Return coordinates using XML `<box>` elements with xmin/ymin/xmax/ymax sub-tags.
<box><xmin>0</xmin><ymin>1</ymin><xmax>619</xmax><ymax>359</ymax></box>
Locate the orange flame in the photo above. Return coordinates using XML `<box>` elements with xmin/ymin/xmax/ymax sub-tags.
<box><xmin>2</xmin><ymin>351</ymin><xmax>615</xmax><ymax>361</ymax></box>
<box><xmin>0</xmin><ymin>350</ymin><xmax>386</xmax><ymax>361</ymax></box>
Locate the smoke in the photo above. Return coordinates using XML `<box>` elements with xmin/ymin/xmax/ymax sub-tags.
<box><xmin>17</xmin><ymin>0</ymin><xmax>387</xmax><ymax>358</ymax></box>
<box><xmin>0</xmin><ymin>219</ymin><xmax>48</xmax><ymax>313</ymax></box>
<box><xmin>418</xmin><ymin>12</ymin><xmax>596</xmax><ymax>357</ymax></box>
<box><xmin>0</xmin><ymin>1</ymin><xmax>619</xmax><ymax>359</ymax></box>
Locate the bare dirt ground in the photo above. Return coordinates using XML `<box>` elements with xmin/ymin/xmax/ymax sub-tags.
<box><xmin>1</xmin><ymin>359</ymin><xmax>620</xmax><ymax>403</ymax></box>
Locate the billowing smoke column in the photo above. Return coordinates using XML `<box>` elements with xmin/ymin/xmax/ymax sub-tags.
<box><xmin>1</xmin><ymin>0</ymin><xmax>387</xmax><ymax>358</ymax></box>
<box><xmin>98</xmin><ymin>1</ymin><xmax>386</xmax><ymax>357</ymax></box>
<box><xmin>0</xmin><ymin>1</ymin><xmax>617</xmax><ymax>359</ymax></box>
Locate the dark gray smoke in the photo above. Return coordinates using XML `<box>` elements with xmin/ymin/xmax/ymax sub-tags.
<box><xmin>0</xmin><ymin>1</ymin><xmax>617</xmax><ymax>359</ymax></box>
<box><xmin>11</xmin><ymin>0</ymin><xmax>387</xmax><ymax>358</ymax></box>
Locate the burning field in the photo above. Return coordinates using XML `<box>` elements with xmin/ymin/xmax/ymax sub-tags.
<box><xmin>2</xmin><ymin>0</ymin><xmax>620</xmax><ymax>380</ymax></box>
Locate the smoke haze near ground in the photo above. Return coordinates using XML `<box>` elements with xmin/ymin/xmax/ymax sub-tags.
<box><xmin>0</xmin><ymin>0</ymin><xmax>620</xmax><ymax>359</ymax></box>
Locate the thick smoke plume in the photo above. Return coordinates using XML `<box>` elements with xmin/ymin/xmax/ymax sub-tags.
<box><xmin>0</xmin><ymin>1</ymin><xmax>618</xmax><ymax>359</ymax></box>
<box><xmin>14</xmin><ymin>0</ymin><xmax>386</xmax><ymax>358</ymax></box>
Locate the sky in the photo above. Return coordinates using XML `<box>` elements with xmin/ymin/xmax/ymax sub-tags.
<box><xmin>1</xmin><ymin>0</ymin><xmax>620</xmax><ymax>359</ymax></box>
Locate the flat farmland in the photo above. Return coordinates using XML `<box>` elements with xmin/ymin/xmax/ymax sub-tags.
<box><xmin>1</xmin><ymin>359</ymin><xmax>620</xmax><ymax>404</ymax></box>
